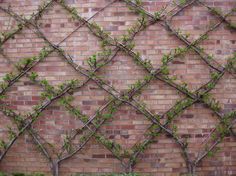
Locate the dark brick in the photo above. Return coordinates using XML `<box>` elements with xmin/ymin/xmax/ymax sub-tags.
<box><xmin>92</xmin><ymin>154</ymin><xmax>105</xmax><ymax>158</ymax></box>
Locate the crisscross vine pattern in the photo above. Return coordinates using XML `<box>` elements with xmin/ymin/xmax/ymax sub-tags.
<box><xmin>0</xmin><ymin>0</ymin><xmax>236</xmax><ymax>175</ymax></box>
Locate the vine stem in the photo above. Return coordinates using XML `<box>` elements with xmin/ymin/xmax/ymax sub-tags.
<box><xmin>0</xmin><ymin>0</ymin><xmax>235</xmax><ymax>175</ymax></box>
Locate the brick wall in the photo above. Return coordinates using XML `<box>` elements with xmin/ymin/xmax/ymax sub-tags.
<box><xmin>0</xmin><ymin>0</ymin><xmax>236</xmax><ymax>176</ymax></box>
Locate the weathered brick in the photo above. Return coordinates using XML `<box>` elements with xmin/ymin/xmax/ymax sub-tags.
<box><xmin>0</xmin><ymin>0</ymin><xmax>235</xmax><ymax>175</ymax></box>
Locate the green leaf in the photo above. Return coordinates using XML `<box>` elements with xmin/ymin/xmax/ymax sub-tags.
<box><xmin>154</xmin><ymin>11</ymin><xmax>161</xmax><ymax>20</ymax></box>
<box><xmin>29</xmin><ymin>72</ymin><xmax>38</xmax><ymax>81</ymax></box>
<box><xmin>210</xmin><ymin>7</ymin><xmax>222</xmax><ymax>16</ymax></box>
<box><xmin>207</xmin><ymin>150</ymin><xmax>214</xmax><ymax>157</ymax></box>
<box><xmin>160</xmin><ymin>65</ymin><xmax>169</xmax><ymax>75</ymax></box>
<box><xmin>135</xmin><ymin>0</ymin><xmax>142</xmax><ymax>6</ymax></box>
<box><xmin>7</xmin><ymin>126</ymin><xmax>16</xmax><ymax>140</ymax></box>
<box><xmin>63</xmin><ymin>135</ymin><xmax>72</xmax><ymax>153</ymax></box>
<box><xmin>0</xmin><ymin>139</ymin><xmax>7</xmax><ymax>149</ymax></box>
<box><xmin>87</xmin><ymin>54</ymin><xmax>97</xmax><ymax>68</ymax></box>
<box><xmin>0</xmin><ymin>95</ymin><xmax>6</xmax><ymax>99</ymax></box>
<box><xmin>102</xmin><ymin>113</ymin><xmax>112</xmax><ymax>120</ymax></box>
<box><xmin>179</xmin><ymin>0</ymin><xmax>186</xmax><ymax>6</ymax></box>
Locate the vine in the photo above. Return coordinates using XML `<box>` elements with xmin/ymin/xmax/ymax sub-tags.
<box><xmin>0</xmin><ymin>0</ymin><xmax>235</xmax><ymax>176</ymax></box>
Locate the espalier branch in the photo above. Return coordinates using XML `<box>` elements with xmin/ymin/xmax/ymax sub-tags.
<box><xmin>0</xmin><ymin>0</ymin><xmax>235</xmax><ymax>176</ymax></box>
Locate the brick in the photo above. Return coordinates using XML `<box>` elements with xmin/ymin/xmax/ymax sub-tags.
<box><xmin>0</xmin><ymin>0</ymin><xmax>235</xmax><ymax>175</ymax></box>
